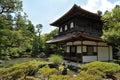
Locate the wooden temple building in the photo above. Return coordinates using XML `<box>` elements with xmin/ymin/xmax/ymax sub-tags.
<box><xmin>47</xmin><ymin>4</ymin><xmax>113</xmax><ymax>63</ymax></box>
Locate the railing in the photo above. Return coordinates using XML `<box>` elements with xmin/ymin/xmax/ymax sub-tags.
<box><xmin>63</xmin><ymin>52</ymin><xmax>82</xmax><ymax>62</ymax></box>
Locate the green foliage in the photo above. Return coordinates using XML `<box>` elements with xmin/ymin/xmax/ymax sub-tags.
<box><xmin>102</xmin><ymin>5</ymin><xmax>120</xmax><ymax>45</ymax></box>
<box><xmin>32</xmin><ymin>35</ymin><xmax>44</xmax><ymax>57</ymax></box>
<box><xmin>0</xmin><ymin>2</ymin><xmax>35</xmax><ymax>59</ymax></box>
<box><xmin>39</xmin><ymin>66</ymin><xmax>58</xmax><ymax>79</ymax></box>
<box><xmin>31</xmin><ymin>28</ymin><xmax>61</xmax><ymax>57</ymax></box>
<box><xmin>0</xmin><ymin>0</ymin><xmax>22</xmax><ymax>14</ymax></box>
<box><xmin>17</xmin><ymin>76</ymin><xmax>41</xmax><ymax>80</ymax></box>
<box><xmin>36</xmin><ymin>24</ymin><xmax>42</xmax><ymax>36</ymax></box>
<box><xmin>49</xmin><ymin>54</ymin><xmax>63</xmax><ymax>64</ymax></box>
<box><xmin>40</xmin><ymin>28</ymin><xmax>60</xmax><ymax>55</ymax></box>
<box><xmin>1</xmin><ymin>60</ymin><xmax>120</xmax><ymax>80</ymax></box>
<box><xmin>81</xmin><ymin>61</ymin><xmax>120</xmax><ymax>76</ymax></box>
<box><xmin>76</xmin><ymin>70</ymin><xmax>103</xmax><ymax>80</ymax></box>
<box><xmin>102</xmin><ymin>5</ymin><xmax>120</xmax><ymax>59</ymax></box>
<box><xmin>0</xmin><ymin>0</ymin><xmax>46</xmax><ymax>59</ymax></box>
<box><xmin>0</xmin><ymin>60</ymin><xmax>48</xmax><ymax>80</ymax></box>
<box><xmin>50</xmin><ymin>75</ymin><xmax>70</xmax><ymax>80</ymax></box>
<box><xmin>31</xmin><ymin>24</ymin><xmax>43</xmax><ymax>57</ymax></box>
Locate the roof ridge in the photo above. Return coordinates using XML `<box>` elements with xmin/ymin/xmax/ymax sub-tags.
<box><xmin>50</xmin><ymin>4</ymin><xmax>101</xmax><ymax>26</ymax></box>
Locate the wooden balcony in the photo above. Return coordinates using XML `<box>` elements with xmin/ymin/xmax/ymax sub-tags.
<box><xmin>63</xmin><ymin>52</ymin><xmax>82</xmax><ymax>63</ymax></box>
<box><xmin>63</xmin><ymin>52</ymin><xmax>98</xmax><ymax>63</ymax></box>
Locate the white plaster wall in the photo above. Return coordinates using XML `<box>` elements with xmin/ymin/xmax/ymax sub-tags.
<box><xmin>66</xmin><ymin>42</ymin><xmax>73</xmax><ymax>45</ymax></box>
<box><xmin>110</xmin><ymin>46</ymin><xmax>113</xmax><ymax>60</ymax></box>
<box><xmin>83</xmin><ymin>41</ymin><xmax>96</xmax><ymax>45</ymax></box>
<box><xmin>77</xmin><ymin>46</ymin><xmax>81</xmax><ymax>53</ymax></box>
<box><xmin>83</xmin><ymin>56</ymin><xmax>97</xmax><ymax>63</ymax></box>
<box><xmin>98</xmin><ymin>47</ymin><xmax>109</xmax><ymax>61</ymax></box>
<box><xmin>73</xmin><ymin>41</ymin><xmax>81</xmax><ymax>45</ymax></box>
<box><xmin>83</xmin><ymin>46</ymin><xmax>87</xmax><ymax>52</ymax></box>
<box><xmin>66</xmin><ymin>46</ymin><xmax>70</xmax><ymax>52</ymax></box>
<box><xmin>98</xmin><ymin>42</ymin><xmax>107</xmax><ymax>46</ymax></box>
<box><xmin>77</xmin><ymin>46</ymin><xmax>86</xmax><ymax>53</ymax></box>
<box><xmin>94</xmin><ymin>47</ymin><xmax>97</xmax><ymax>52</ymax></box>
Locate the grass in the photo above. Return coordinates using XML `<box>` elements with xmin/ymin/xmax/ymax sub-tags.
<box><xmin>0</xmin><ymin>58</ymin><xmax>45</xmax><ymax>67</ymax></box>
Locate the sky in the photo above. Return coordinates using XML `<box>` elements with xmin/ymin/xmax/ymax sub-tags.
<box><xmin>22</xmin><ymin>0</ymin><xmax>120</xmax><ymax>34</ymax></box>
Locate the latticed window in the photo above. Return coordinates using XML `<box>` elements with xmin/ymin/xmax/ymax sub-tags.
<box><xmin>65</xmin><ymin>25</ymin><xmax>67</xmax><ymax>30</ymax></box>
<box><xmin>70</xmin><ymin>22</ymin><xmax>74</xmax><ymax>28</ymax></box>
<box><xmin>70</xmin><ymin>46</ymin><xmax>76</xmax><ymax>53</ymax></box>
<box><xmin>60</xmin><ymin>27</ymin><xmax>62</xmax><ymax>32</ymax></box>
<box><xmin>87</xmin><ymin>46</ymin><xmax>94</xmax><ymax>55</ymax></box>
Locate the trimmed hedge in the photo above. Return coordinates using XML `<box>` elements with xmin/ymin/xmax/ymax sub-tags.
<box><xmin>81</xmin><ymin>61</ymin><xmax>120</xmax><ymax>79</ymax></box>
<box><xmin>0</xmin><ymin>60</ymin><xmax>48</xmax><ymax>80</ymax></box>
<box><xmin>82</xmin><ymin>61</ymin><xmax>120</xmax><ymax>74</ymax></box>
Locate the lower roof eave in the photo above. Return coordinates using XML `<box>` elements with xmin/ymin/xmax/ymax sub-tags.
<box><xmin>46</xmin><ymin>33</ymin><xmax>103</xmax><ymax>44</ymax></box>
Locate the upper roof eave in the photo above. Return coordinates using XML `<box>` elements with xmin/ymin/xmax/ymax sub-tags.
<box><xmin>50</xmin><ymin>4</ymin><xmax>101</xmax><ymax>26</ymax></box>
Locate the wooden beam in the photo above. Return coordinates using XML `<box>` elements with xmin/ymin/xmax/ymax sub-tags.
<box><xmin>108</xmin><ymin>46</ymin><xmax>110</xmax><ymax>62</ymax></box>
<box><xmin>81</xmin><ymin>39</ymin><xmax>83</xmax><ymax>63</ymax></box>
<box><xmin>96</xmin><ymin>42</ymin><xmax>98</xmax><ymax>61</ymax></box>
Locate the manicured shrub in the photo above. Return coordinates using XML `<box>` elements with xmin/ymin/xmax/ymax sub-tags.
<box><xmin>81</xmin><ymin>61</ymin><xmax>120</xmax><ymax>78</ymax></box>
<box><xmin>17</xmin><ymin>76</ymin><xmax>41</xmax><ymax>80</ymax></box>
<box><xmin>49</xmin><ymin>54</ymin><xmax>63</xmax><ymax>64</ymax></box>
<box><xmin>38</xmin><ymin>66</ymin><xmax>58</xmax><ymax>79</ymax></box>
<box><xmin>0</xmin><ymin>60</ymin><xmax>48</xmax><ymax>80</ymax></box>
<box><xmin>50</xmin><ymin>75</ymin><xmax>70</xmax><ymax>80</ymax></box>
<box><xmin>82</xmin><ymin>61</ymin><xmax>120</xmax><ymax>73</ymax></box>
<box><xmin>77</xmin><ymin>70</ymin><xmax>103</xmax><ymax>80</ymax></box>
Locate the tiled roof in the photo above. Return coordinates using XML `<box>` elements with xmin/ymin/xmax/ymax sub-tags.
<box><xmin>50</xmin><ymin>4</ymin><xmax>101</xmax><ymax>26</ymax></box>
<box><xmin>46</xmin><ymin>33</ymin><xmax>102</xmax><ymax>44</ymax></box>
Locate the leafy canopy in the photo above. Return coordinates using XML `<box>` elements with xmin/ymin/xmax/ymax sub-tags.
<box><xmin>102</xmin><ymin>5</ymin><xmax>120</xmax><ymax>46</ymax></box>
<box><xmin>0</xmin><ymin>0</ymin><xmax>22</xmax><ymax>14</ymax></box>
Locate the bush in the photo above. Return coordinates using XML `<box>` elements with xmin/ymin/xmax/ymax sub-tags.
<box><xmin>50</xmin><ymin>75</ymin><xmax>70</xmax><ymax>80</ymax></box>
<box><xmin>0</xmin><ymin>55</ymin><xmax>11</xmax><ymax>60</ymax></box>
<box><xmin>77</xmin><ymin>70</ymin><xmax>103</xmax><ymax>80</ymax></box>
<box><xmin>81</xmin><ymin>61</ymin><xmax>120</xmax><ymax>78</ymax></box>
<box><xmin>38</xmin><ymin>66</ymin><xmax>58</xmax><ymax>79</ymax></box>
<box><xmin>17</xmin><ymin>76</ymin><xmax>41</xmax><ymax>80</ymax></box>
<box><xmin>0</xmin><ymin>60</ymin><xmax>48</xmax><ymax>80</ymax></box>
<box><xmin>49</xmin><ymin>54</ymin><xmax>63</xmax><ymax>64</ymax></box>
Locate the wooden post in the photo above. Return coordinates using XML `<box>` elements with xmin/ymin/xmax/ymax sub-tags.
<box><xmin>81</xmin><ymin>39</ymin><xmax>83</xmax><ymax>63</ymax></box>
<box><xmin>96</xmin><ymin>42</ymin><xmax>98</xmax><ymax>61</ymax></box>
<box><xmin>108</xmin><ymin>46</ymin><xmax>110</xmax><ymax>62</ymax></box>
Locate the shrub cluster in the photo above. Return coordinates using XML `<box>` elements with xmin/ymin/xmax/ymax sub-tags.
<box><xmin>0</xmin><ymin>60</ymin><xmax>48</xmax><ymax>80</ymax></box>
<box><xmin>81</xmin><ymin>61</ymin><xmax>120</xmax><ymax>79</ymax></box>
<box><xmin>82</xmin><ymin>61</ymin><xmax>120</xmax><ymax>74</ymax></box>
<box><xmin>1</xmin><ymin>60</ymin><xmax>120</xmax><ymax>80</ymax></box>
